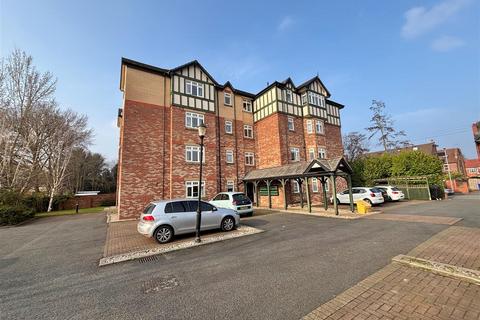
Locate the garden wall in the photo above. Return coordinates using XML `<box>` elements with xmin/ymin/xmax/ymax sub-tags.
<box><xmin>59</xmin><ymin>193</ymin><xmax>116</xmax><ymax>210</ymax></box>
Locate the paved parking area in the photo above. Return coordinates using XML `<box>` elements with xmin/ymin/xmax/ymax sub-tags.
<box><xmin>0</xmin><ymin>195</ymin><xmax>478</xmax><ymax>320</ymax></box>
<box><xmin>302</xmin><ymin>225</ymin><xmax>480</xmax><ymax>320</ymax></box>
<box><xmin>366</xmin><ymin>213</ymin><xmax>462</xmax><ymax>225</ymax></box>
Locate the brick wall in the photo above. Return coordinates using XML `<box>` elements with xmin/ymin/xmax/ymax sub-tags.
<box><xmin>60</xmin><ymin>193</ymin><xmax>116</xmax><ymax>210</ymax></box>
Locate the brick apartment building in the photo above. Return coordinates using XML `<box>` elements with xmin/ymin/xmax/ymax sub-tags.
<box><xmin>117</xmin><ymin>58</ymin><xmax>346</xmax><ymax>219</ymax></box>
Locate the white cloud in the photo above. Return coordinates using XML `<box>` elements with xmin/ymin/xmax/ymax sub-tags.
<box><xmin>401</xmin><ymin>0</ymin><xmax>471</xmax><ymax>39</ymax></box>
<box><xmin>278</xmin><ymin>16</ymin><xmax>294</xmax><ymax>32</ymax></box>
<box><xmin>431</xmin><ymin>35</ymin><xmax>465</xmax><ymax>51</ymax></box>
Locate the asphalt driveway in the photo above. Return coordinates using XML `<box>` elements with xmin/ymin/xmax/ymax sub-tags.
<box><xmin>0</xmin><ymin>195</ymin><xmax>478</xmax><ymax>320</ymax></box>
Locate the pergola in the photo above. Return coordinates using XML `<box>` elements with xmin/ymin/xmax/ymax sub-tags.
<box><xmin>243</xmin><ymin>157</ymin><xmax>354</xmax><ymax>215</ymax></box>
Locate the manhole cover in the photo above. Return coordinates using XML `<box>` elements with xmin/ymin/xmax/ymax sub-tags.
<box><xmin>142</xmin><ymin>275</ymin><xmax>180</xmax><ymax>293</ymax></box>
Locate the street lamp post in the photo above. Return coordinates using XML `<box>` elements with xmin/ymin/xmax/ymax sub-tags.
<box><xmin>195</xmin><ymin>123</ymin><xmax>207</xmax><ymax>243</ymax></box>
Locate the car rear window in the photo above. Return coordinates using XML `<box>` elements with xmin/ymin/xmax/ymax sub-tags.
<box><xmin>143</xmin><ymin>204</ymin><xmax>156</xmax><ymax>215</ymax></box>
<box><xmin>371</xmin><ymin>188</ymin><xmax>382</xmax><ymax>193</ymax></box>
<box><xmin>391</xmin><ymin>187</ymin><xmax>401</xmax><ymax>191</ymax></box>
<box><xmin>232</xmin><ymin>193</ymin><xmax>249</xmax><ymax>201</ymax></box>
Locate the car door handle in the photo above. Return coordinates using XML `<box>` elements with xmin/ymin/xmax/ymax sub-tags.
<box><xmin>171</xmin><ymin>215</ymin><xmax>177</xmax><ymax>219</ymax></box>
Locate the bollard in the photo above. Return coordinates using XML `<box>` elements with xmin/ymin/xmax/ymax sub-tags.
<box><xmin>75</xmin><ymin>203</ymin><xmax>79</xmax><ymax>214</ymax></box>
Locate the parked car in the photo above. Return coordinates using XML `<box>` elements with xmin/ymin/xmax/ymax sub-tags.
<box><xmin>330</xmin><ymin>187</ymin><xmax>385</xmax><ymax>205</ymax></box>
<box><xmin>137</xmin><ymin>199</ymin><xmax>240</xmax><ymax>244</ymax></box>
<box><xmin>444</xmin><ymin>188</ymin><xmax>455</xmax><ymax>195</ymax></box>
<box><xmin>374</xmin><ymin>185</ymin><xmax>405</xmax><ymax>201</ymax></box>
<box><xmin>210</xmin><ymin>192</ymin><xmax>253</xmax><ymax>217</ymax></box>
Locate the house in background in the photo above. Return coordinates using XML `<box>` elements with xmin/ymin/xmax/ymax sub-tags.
<box><xmin>437</xmin><ymin>148</ymin><xmax>468</xmax><ymax>193</ymax></box>
<box><xmin>465</xmin><ymin>159</ymin><xmax>480</xmax><ymax>191</ymax></box>
<box><xmin>116</xmin><ymin>58</ymin><xmax>347</xmax><ymax>220</ymax></box>
<box><xmin>473</xmin><ymin>121</ymin><xmax>480</xmax><ymax>159</ymax></box>
<box><xmin>364</xmin><ymin>141</ymin><xmax>439</xmax><ymax>157</ymax></box>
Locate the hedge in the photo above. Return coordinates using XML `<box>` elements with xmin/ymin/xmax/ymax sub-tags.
<box><xmin>0</xmin><ymin>205</ymin><xmax>34</xmax><ymax>225</ymax></box>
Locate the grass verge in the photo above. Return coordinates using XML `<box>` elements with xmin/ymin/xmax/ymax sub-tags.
<box><xmin>36</xmin><ymin>206</ymin><xmax>106</xmax><ymax>218</ymax></box>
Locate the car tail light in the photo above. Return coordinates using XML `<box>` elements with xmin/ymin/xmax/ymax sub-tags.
<box><xmin>370</xmin><ymin>193</ymin><xmax>376</xmax><ymax>197</ymax></box>
<box><xmin>392</xmin><ymin>191</ymin><xmax>399</xmax><ymax>194</ymax></box>
<box><xmin>143</xmin><ymin>215</ymin><xmax>155</xmax><ymax>221</ymax></box>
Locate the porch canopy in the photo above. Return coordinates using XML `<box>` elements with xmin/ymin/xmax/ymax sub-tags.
<box><xmin>243</xmin><ymin>157</ymin><xmax>354</xmax><ymax>215</ymax></box>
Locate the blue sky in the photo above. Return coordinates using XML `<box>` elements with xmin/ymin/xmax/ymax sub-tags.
<box><xmin>2</xmin><ymin>0</ymin><xmax>479</xmax><ymax>161</ymax></box>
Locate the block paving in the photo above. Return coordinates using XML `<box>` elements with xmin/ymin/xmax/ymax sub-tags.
<box><xmin>302</xmin><ymin>226</ymin><xmax>480</xmax><ymax>320</ymax></box>
<box><xmin>366</xmin><ymin>214</ymin><xmax>462</xmax><ymax>226</ymax></box>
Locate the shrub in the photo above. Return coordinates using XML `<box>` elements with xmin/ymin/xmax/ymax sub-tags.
<box><xmin>100</xmin><ymin>199</ymin><xmax>116</xmax><ymax>207</ymax></box>
<box><xmin>0</xmin><ymin>205</ymin><xmax>35</xmax><ymax>225</ymax></box>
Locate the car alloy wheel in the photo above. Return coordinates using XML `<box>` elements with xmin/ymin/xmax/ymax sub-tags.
<box><xmin>221</xmin><ymin>216</ymin><xmax>235</xmax><ymax>232</ymax></box>
<box><xmin>364</xmin><ymin>199</ymin><xmax>372</xmax><ymax>205</ymax></box>
<box><xmin>154</xmin><ymin>226</ymin><xmax>173</xmax><ymax>244</ymax></box>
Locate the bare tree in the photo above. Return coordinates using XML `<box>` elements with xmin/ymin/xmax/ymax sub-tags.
<box><xmin>366</xmin><ymin>100</ymin><xmax>410</xmax><ymax>151</ymax></box>
<box><xmin>44</xmin><ymin>109</ymin><xmax>91</xmax><ymax>211</ymax></box>
<box><xmin>343</xmin><ymin>132</ymin><xmax>370</xmax><ymax>161</ymax></box>
<box><xmin>0</xmin><ymin>49</ymin><xmax>57</xmax><ymax>191</ymax></box>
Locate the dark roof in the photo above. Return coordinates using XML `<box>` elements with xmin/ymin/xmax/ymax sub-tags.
<box><xmin>326</xmin><ymin>99</ymin><xmax>345</xmax><ymax>109</ymax></box>
<box><xmin>170</xmin><ymin>60</ymin><xmax>220</xmax><ymax>86</ymax></box>
<box><xmin>297</xmin><ymin>75</ymin><xmax>331</xmax><ymax>97</ymax></box>
<box><xmin>281</xmin><ymin>77</ymin><xmax>296</xmax><ymax>88</ymax></box>
<box><xmin>121</xmin><ymin>57</ymin><xmax>256</xmax><ymax>98</ymax></box>
<box><xmin>243</xmin><ymin>158</ymin><xmax>352</xmax><ymax>181</ymax></box>
<box><xmin>121</xmin><ymin>58</ymin><xmax>170</xmax><ymax>76</ymax></box>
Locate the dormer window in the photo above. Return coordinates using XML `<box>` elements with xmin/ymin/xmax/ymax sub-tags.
<box><xmin>308</xmin><ymin>92</ymin><xmax>325</xmax><ymax>107</ymax></box>
<box><xmin>224</xmin><ymin>92</ymin><xmax>232</xmax><ymax>106</ymax></box>
<box><xmin>286</xmin><ymin>90</ymin><xmax>292</xmax><ymax>103</ymax></box>
<box><xmin>186</xmin><ymin>80</ymin><xmax>204</xmax><ymax>97</ymax></box>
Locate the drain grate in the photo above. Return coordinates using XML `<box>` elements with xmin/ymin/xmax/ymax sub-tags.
<box><xmin>138</xmin><ymin>255</ymin><xmax>161</xmax><ymax>263</ymax></box>
<box><xmin>142</xmin><ymin>275</ymin><xmax>180</xmax><ymax>293</ymax></box>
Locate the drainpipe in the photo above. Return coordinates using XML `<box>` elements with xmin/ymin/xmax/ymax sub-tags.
<box><xmin>162</xmin><ymin>76</ymin><xmax>167</xmax><ymax>198</ymax></box>
<box><xmin>215</xmin><ymin>90</ymin><xmax>222</xmax><ymax>192</ymax></box>
<box><xmin>233</xmin><ymin>94</ymin><xmax>240</xmax><ymax>191</ymax></box>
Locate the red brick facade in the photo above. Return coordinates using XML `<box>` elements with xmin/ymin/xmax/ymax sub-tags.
<box><xmin>117</xmin><ymin>59</ymin><xmax>346</xmax><ymax>219</ymax></box>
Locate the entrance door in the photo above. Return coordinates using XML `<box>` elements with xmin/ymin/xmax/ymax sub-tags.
<box><xmin>246</xmin><ymin>182</ymin><xmax>255</xmax><ymax>204</ymax></box>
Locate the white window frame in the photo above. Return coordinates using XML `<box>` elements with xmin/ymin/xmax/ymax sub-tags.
<box><xmin>186</xmin><ymin>80</ymin><xmax>204</xmax><ymax>98</ymax></box>
<box><xmin>290</xmin><ymin>147</ymin><xmax>300</xmax><ymax>162</ymax></box>
<box><xmin>301</xmin><ymin>93</ymin><xmax>307</xmax><ymax>105</ymax></box>
<box><xmin>306</xmin><ymin>120</ymin><xmax>313</xmax><ymax>134</ymax></box>
<box><xmin>292</xmin><ymin>180</ymin><xmax>300</xmax><ymax>193</ymax></box>
<box><xmin>243</xmin><ymin>100</ymin><xmax>252</xmax><ymax>112</ymax></box>
<box><xmin>186</xmin><ymin>181</ymin><xmax>205</xmax><ymax>198</ymax></box>
<box><xmin>244</xmin><ymin>125</ymin><xmax>253</xmax><ymax>138</ymax></box>
<box><xmin>312</xmin><ymin>178</ymin><xmax>319</xmax><ymax>193</ymax></box>
<box><xmin>286</xmin><ymin>90</ymin><xmax>292</xmax><ymax>103</ymax></box>
<box><xmin>226</xmin><ymin>150</ymin><xmax>234</xmax><ymax>164</ymax></box>
<box><xmin>287</xmin><ymin>117</ymin><xmax>295</xmax><ymax>131</ymax></box>
<box><xmin>225</xmin><ymin>120</ymin><xmax>233</xmax><ymax>134</ymax></box>
<box><xmin>245</xmin><ymin>152</ymin><xmax>255</xmax><ymax>166</ymax></box>
<box><xmin>224</xmin><ymin>92</ymin><xmax>232</xmax><ymax>106</ymax></box>
<box><xmin>185</xmin><ymin>145</ymin><xmax>205</xmax><ymax>163</ymax></box>
<box><xmin>315</xmin><ymin>120</ymin><xmax>324</xmax><ymax>134</ymax></box>
<box><xmin>309</xmin><ymin>148</ymin><xmax>315</xmax><ymax>160</ymax></box>
<box><xmin>308</xmin><ymin>92</ymin><xmax>325</xmax><ymax>107</ymax></box>
<box><xmin>226</xmin><ymin>180</ymin><xmax>235</xmax><ymax>192</ymax></box>
<box><xmin>185</xmin><ymin>112</ymin><xmax>204</xmax><ymax>129</ymax></box>
<box><xmin>318</xmin><ymin>147</ymin><xmax>327</xmax><ymax>159</ymax></box>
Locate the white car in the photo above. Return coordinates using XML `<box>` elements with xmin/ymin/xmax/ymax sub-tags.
<box><xmin>374</xmin><ymin>185</ymin><xmax>405</xmax><ymax>201</ymax></box>
<box><xmin>137</xmin><ymin>199</ymin><xmax>239</xmax><ymax>243</ymax></box>
<box><xmin>210</xmin><ymin>192</ymin><xmax>253</xmax><ymax>217</ymax></box>
<box><xmin>331</xmin><ymin>187</ymin><xmax>385</xmax><ymax>205</ymax></box>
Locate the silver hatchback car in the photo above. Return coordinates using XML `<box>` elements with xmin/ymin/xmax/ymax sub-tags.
<box><xmin>137</xmin><ymin>199</ymin><xmax>240</xmax><ymax>244</ymax></box>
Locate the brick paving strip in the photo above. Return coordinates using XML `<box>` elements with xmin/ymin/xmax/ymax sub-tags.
<box><xmin>302</xmin><ymin>226</ymin><xmax>480</xmax><ymax>320</ymax></box>
<box><xmin>366</xmin><ymin>213</ymin><xmax>462</xmax><ymax>225</ymax></box>
<box><xmin>99</xmin><ymin>221</ymin><xmax>264</xmax><ymax>266</ymax></box>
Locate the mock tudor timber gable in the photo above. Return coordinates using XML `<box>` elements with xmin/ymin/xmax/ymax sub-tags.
<box><xmin>117</xmin><ymin>57</ymin><xmax>346</xmax><ymax>219</ymax></box>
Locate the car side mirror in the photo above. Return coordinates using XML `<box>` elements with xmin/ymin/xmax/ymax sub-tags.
<box><xmin>212</xmin><ymin>206</ymin><xmax>218</xmax><ymax>211</ymax></box>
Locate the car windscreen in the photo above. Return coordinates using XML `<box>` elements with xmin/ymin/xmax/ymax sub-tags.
<box><xmin>232</xmin><ymin>194</ymin><xmax>250</xmax><ymax>202</ymax></box>
<box><xmin>143</xmin><ymin>204</ymin><xmax>156</xmax><ymax>215</ymax></box>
